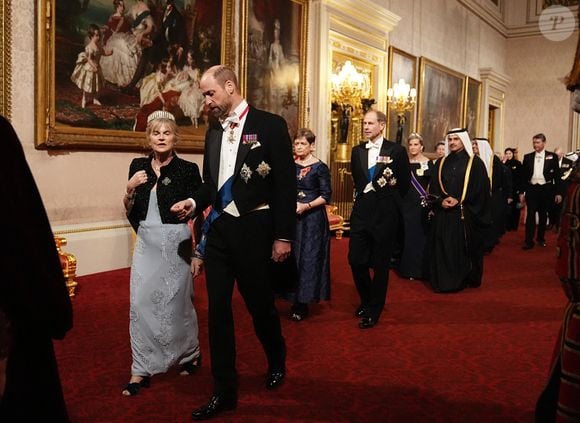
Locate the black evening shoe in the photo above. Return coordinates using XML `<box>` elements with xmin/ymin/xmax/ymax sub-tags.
<box><xmin>358</xmin><ymin>316</ymin><xmax>378</xmax><ymax>329</ymax></box>
<box><xmin>122</xmin><ymin>376</ymin><xmax>150</xmax><ymax>396</ymax></box>
<box><xmin>180</xmin><ymin>354</ymin><xmax>202</xmax><ymax>375</ymax></box>
<box><xmin>266</xmin><ymin>368</ymin><xmax>286</xmax><ymax>390</ymax></box>
<box><xmin>354</xmin><ymin>305</ymin><xmax>367</xmax><ymax>318</ymax></box>
<box><xmin>191</xmin><ymin>394</ymin><xmax>237</xmax><ymax>420</ymax></box>
<box><xmin>522</xmin><ymin>242</ymin><xmax>534</xmax><ymax>250</ymax></box>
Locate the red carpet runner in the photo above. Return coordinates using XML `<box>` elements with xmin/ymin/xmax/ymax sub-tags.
<box><xmin>54</xmin><ymin>230</ymin><xmax>565</xmax><ymax>422</ymax></box>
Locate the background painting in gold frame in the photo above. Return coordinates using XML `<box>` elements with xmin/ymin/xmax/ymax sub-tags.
<box><xmin>386</xmin><ymin>47</ymin><xmax>417</xmax><ymax>145</ymax></box>
<box><xmin>417</xmin><ymin>58</ymin><xmax>465</xmax><ymax>153</ymax></box>
<box><xmin>0</xmin><ymin>0</ymin><xmax>11</xmax><ymax>119</ymax></box>
<box><xmin>36</xmin><ymin>0</ymin><xmax>235</xmax><ymax>152</ymax></box>
<box><xmin>240</xmin><ymin>0</ymin><xmax>308</xmax><ymax>139</ymax></box>
<box><xmin>464</xmin><ymin>77</ymin><xmax>482</xmax><ymax>138</ymax></box>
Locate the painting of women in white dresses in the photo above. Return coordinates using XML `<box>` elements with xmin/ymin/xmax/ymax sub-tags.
<box><xmin>54</xmin><ymin>0</ymin><xmax>222</xmax><ymax>136</ymax></box>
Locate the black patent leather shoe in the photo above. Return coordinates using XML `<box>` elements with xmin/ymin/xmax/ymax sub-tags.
<box><xmin>266</xmin><ymin>369</ymin><xmax>286</xmax><ymax>390</ymax></box>
<box><xmin>522</xmin><ymin>242</ymin><xmax>534</xmax><ymax>250</ymax></box>
<box><xmin>191</xmin><ymin>394</ymin><xmax>237</xmax><ymax>420</ymax></box>
<box><xmin>358</xmin><ymin>316</ymin><xmax>377</xmax><ymax>329</ymax></box>
<box><xmin>354</xmin><ymin>305</ymin><xmax>367</xmax><ymax>318</ymax></box>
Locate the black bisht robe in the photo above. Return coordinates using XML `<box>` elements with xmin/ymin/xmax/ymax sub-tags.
<box><xmin>428</xmin><ymin>150</ymin><xmax>491</xmax><ymax>292</ymax></box>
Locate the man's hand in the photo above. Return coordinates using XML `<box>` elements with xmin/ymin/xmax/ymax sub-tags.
<box><xmin>170</xmin><ymin>199</ymin><xmax>194</xmax><ymax>221</ymax></box>
<box><xmin>441</xmin><ymin>196</ymin><xmax>459</xmax><ymax>209</ymax></box>
<box><xmin>555</xmin><ymin>194</ymin><xmax>563</xmax><ymax>205</ymax></box>
<box><xmin>519</xmin><ymin>193</ymin><xmax>526</xmax><ymax>205</ymax></box>
<box><xmin>272</xmin><ymin>240</ymin><xmax>291</xmax><ymax>262</ymax></box>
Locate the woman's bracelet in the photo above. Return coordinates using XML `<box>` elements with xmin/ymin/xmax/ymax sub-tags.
<box><xmin>307</xmin><ymin>202</ymin><xmax>312</xmax><ymax>209</ymax></box>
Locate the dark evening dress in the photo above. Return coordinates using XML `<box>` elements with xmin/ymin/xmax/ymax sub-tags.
<box><xmin>286</xmin><ymin>161</ymin><xmax>332</xmax><ymax>305</ymax></box>
<box><xmin>397</xmin><ymin>160</ymin><xmax>434</xmax><ymax>280</ymax></box>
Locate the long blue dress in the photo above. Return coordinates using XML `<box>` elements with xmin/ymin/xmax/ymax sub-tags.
<box><xmin>288</xmin><ymin>161</ymin><xmax>332</xmax><ymax>304</ymax></box>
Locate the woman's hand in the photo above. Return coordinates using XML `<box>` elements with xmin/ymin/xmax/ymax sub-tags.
<box><xmin>191</xmin><ymin>258</ymin><xmax>203</xmax><ymax>278</ymax></box>
<box><xmin>127</xmin><ymin>170</ymin><xmax>148</xmax><ymax>193</ymax></box>
<box><xmin>296</xmin><ymin>202</ymin><xmax>311</xmax><ymax>215</ymax></box>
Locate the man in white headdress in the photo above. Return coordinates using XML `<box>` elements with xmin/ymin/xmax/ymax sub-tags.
<box><xmin>473</xmin><ymin>138</ymin><xmax>513</xmax><ymax>253</ymax></box>
<box><xmin>428</xmin><ymin>128</ymin><xmax>491</xmax><ymax>292</ymax></box>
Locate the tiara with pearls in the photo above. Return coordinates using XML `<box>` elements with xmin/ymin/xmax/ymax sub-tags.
<box><xmin>147</xmin><ymin>110</ymin><xmax>176</xmax><ymax>123</ymax></box>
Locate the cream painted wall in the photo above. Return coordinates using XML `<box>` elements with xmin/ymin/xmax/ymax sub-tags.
<box><xmin>505</xmin><ymin>34</ymin><xmax>577</xmax><ymax>156</ymax></box>
<box><xmin>378</xmin><ymin>0</ymin><xmax>507</xmax><ymax>78</ymax></box>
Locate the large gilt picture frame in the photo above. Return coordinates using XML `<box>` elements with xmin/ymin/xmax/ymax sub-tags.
<box><xmin>35</xmin><ymin>0</ymin><xmax>235</xmax><ymax>152</ymax></box>
<box><xmin>386</xmin><ymin>46</ymin><xmax>417</xmax><ymax>144</ymax></box>
<box><xmin>417</xmin><ymin>57</ymin><xmax>465</xmax><ymax>153</ymax></box>
<box><xmin>240</xmin><ymin>0</ymin><xmax>308</xmax><ymax>138</ymax></box>
<box><xmin>0</xmin><ymin>0</ymin><xmax>11</xmax><ymax>119</ymax></box>
<box><xmin>464</xmin><ymin>76</ymin><xmax>482</xmax><ymax>138</ymax></box>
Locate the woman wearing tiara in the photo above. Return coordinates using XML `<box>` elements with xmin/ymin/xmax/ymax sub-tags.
<box><xmin>122</xmin><ymin>110</ymin><xmax>202</xmax><ymax>396</ymax></box>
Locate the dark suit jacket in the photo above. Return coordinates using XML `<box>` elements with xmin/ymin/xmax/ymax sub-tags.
<box><xmin>521</xmin><ymin>150</ymin><xmax>563</xmax><ymax>196</ymax></box>
<box><xmin>350</xmin><ymin>138</ymin><xmax>411</xmax><ymax>201</ymax></box>
<box><xmin>193</xmin><ymin>106</ymin><xmax>296</xmax><ymax>241</ymax></box>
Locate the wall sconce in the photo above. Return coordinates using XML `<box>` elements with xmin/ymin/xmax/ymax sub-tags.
<box><xmin>331</xmin><ymin>60</ymin><xmax>371</xmax><ymax>144</ymax></box>
<box><xmin>387</xmin><ymin>78</ymin><xmax>417</xmax><ymax>144</ymax></box>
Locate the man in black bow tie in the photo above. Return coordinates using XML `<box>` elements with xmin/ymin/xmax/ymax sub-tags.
<box><xmin>348</xmin><ymin>110</ymin><xmax>410</xmax><ymax>329</ymax></box>
<box><xmin>171</xmin><ymin>65</ymin><xmax>295</xmax><ymax>420</ymax></box>
<box><xmin>520</xmin><ymin>133</ymin><xmax>563</xmax><ymax>250</ymax></box>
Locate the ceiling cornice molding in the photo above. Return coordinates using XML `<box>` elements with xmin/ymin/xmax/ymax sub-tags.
<box><xmin>456</xmin><ymin>0</ymin><xmax>507</xmax><ymax>37</ymax></box>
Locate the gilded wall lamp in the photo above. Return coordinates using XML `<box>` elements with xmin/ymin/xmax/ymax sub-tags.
<box><xmin>387</xmin><ymin>78</ymin><xmax>416</xmax><ymax>144</ymax></box>
<box><xmin>331</xmin><ymin>60</ymin><xmax>372</xmax><ymax>150</ymax></box>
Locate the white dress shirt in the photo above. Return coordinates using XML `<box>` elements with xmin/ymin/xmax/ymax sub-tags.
<box><xmin>363</xmin><ymin>137</ymin><xmax>383</xmax><ymax>193</ymax></box>
<box><xmin>531</xmin><ymin>149</ymin><xmax>547</xmax><ymax>185</ymax></box>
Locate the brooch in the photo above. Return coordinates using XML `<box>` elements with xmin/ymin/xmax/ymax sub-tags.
<box><xmin>298</xmin><ymin>166</ymin><xmax>312</xmax><ymax>180</ymax></box>
<box><xmin>161</xmin><ymin>177</ymin><xmax>171</xmax><ymax>186</ymax></box>
<box><xmin>256</xmin><ymin>161</ymin><xmax>271</xmax><ymax>178</ymax></box>
<box><xmin>240</xmin><ymin>163</ymin><xmax>253</xmax><ymax>183</ymax></box>
<box><xmin>298</xmin><ymin>191</ymin><xmax>306</xmax><ymax>199</ymax></box>
<box><xmin>242</xmin><ymin>134</ymin><xmax>259</xmax><ymax>145</ymax></box>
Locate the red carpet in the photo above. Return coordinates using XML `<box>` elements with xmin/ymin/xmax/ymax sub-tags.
<box><xmin>54</xmin><ymin>230</ymin><xmax>565</xmax><ymax>422</ymax></box>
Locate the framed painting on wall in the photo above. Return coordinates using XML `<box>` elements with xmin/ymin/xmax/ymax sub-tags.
<box><xmin>417</xmin><ymin>57</ymin><xmax>465</xmax><ymax>153</ymax></box>
<box><xmin>35</xmin><ymin>0</ymin><xmax>235</xmax><ymax>152</ymax></box>
<box><xmin>464</xmin><ymin>76</ymin><xmax>482</xmax><ymax>138</ymax></box>
<box><xmin>0</xmin><ymin>0</ymin><xmax>10</xmax><ymax>119</ymax></box>
<box><xmin>386</xmin><ymin>46</ymin><xmax>417</xmax><ymax>145</ymax></box>
<box><xmin>240</xmin><ymin>0</ymin><xmax>308</xmax><ymax>139</ymax></box>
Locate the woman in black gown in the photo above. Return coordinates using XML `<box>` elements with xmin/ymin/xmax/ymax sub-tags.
<box><xmin>286</xmin><ymin>128</ymin><xmax>332</xmax><ymax>321</ymax></box>
<box><xmin>397</xmin><ymin>133</ymin><xmax>434</xmax><ymax>280</ymax></box>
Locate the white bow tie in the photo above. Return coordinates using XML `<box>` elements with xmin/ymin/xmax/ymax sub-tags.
<box><xmin>366</xmin><ymin>141</ymin><xmax>380</xmax><ymax>150</ymax></box>
<box><xmin>536</xmin><ymin>154</ymin><xmax>543</xmax><ymax>159</ymax></box>
<box><xmin>221</xmin><ymin>115</ymin><xmax>239</xmax><ymax>129</ymax></box>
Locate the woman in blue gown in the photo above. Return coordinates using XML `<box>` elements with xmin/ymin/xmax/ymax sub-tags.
<box><xmin>286</xmin><ymin>128</ymin><xmax>332</xmax><ymax>321</ymax></box>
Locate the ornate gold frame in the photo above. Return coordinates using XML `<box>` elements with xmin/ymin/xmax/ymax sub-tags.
<box><xmin>417</xmin><ymin>57</ymin><xmax>466</xmax><ymax>152</ymax></box>
<box><xmin>35</xmin><ymin>0</ymin><xmax>235</xmax><ymax>152</ymax></box>
<box><xmin>386</xmin><ymin>46</ymin><xmax>417</xmax><ymax>142</ymax></box>
<box><xmin>0</xmin><ymin>0</ymin><xmax>11</xmax><ymax>119</ymax></box>
<box><xmin>239</xmin><ymin>0</ymin><xmax>309</xmax><ymax>133</ymax></box>
<box><xmin>463</xmin><ymin>76</ymin><xmax>482</xmax><ymax>137</ymax></box>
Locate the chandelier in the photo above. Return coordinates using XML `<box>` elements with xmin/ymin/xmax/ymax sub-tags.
<box><xmin>387</xmin><ymin>78</ymin><xmax>417</xmax><ymax>113</ymax></box>
<box><xmin>331</xmin><ymin>61</ymin><xmax>370</xmax><ymax>108</ymax></box>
